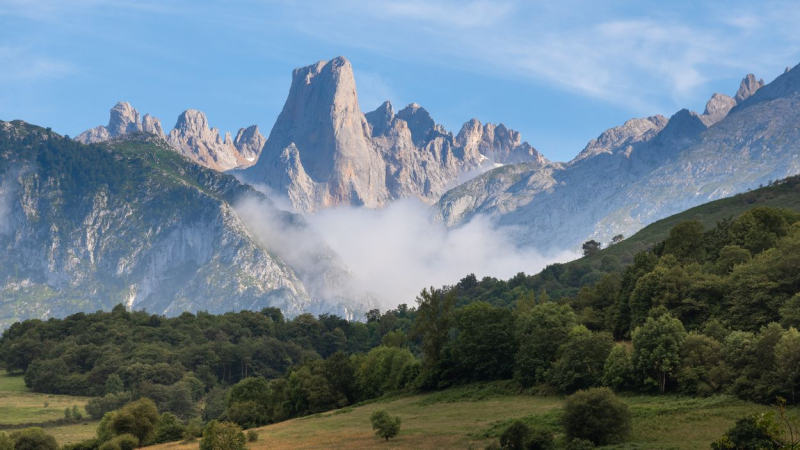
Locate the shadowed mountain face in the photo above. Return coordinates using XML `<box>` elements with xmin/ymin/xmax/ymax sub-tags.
<box><xmin>435</xmin><ymin>66</ymin><xmax>800</xmax><ymax>252</ymax></box>
<box><xmin>241</xmin><ymin>56</ymin><xmax>547</xmax><ymax>212</ymax></box>
<box><xmin>76</xmin><ymin>103</ymin><xmax>265</xmax><ymax>172</ymax></box>
<box><xmin>0</xmin><ymin>123</ymin><xmax>370</xmax><ymax>328</ymax></box>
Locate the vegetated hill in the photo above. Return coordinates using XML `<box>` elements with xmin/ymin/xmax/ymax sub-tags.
<box><xmin>588</xmin><ymin>175</ymin><xmax>800</xmax><ymax>265</ymax></box>
<box><xmin>139</xmin><ymin>385</ymin><xmax>775</xmax><ymax>450</ymax></box>
<box><xmin>0</xmin><ymin>120</ymin><xmax>367</xmax><ymax>328</ymax></box>
<box><xmin>441</xmin><ymin>174</ymin><xmax>800</xmax><ymax>308</ymax></box>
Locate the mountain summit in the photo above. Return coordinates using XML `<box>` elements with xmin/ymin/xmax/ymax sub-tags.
<box><xmin>76</xmin><ymin>103</ymin><xmax>264</xmax><ymax>171</ymax></box>
<box><xmin>242</xmin><ymin>56</ymin><xmax>546</xmax><ymax>212</ymax></box>
<box><xmin>435</xmin><ymin>65</ymin><xmax>800</xmax><ymax>251</ymax></box>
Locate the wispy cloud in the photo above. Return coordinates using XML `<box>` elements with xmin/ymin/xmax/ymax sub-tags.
<box><xmin>0</xmin><ymin>46</ymin><xmax>74</xmax><ymax>82</ymax></box>
<box><xmin>272</xmin><ymin>0</ymin><xmax>800</xmax><ymax>114</ymax></box>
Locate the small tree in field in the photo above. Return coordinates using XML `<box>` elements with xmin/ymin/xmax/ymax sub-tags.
<box><xmin>562</xmin><ymin>388</ymin><xmax>631</xmax><ymax>446</ymax></box>
<box><xmin>200</xmin><ymin>421</ymin><xmax>246</xmax><ymax>450</ymax></box>
<box><xmin>370</xmin><ymin>410</ymin><xmax>401</xmax><ymax>441</ymax></box>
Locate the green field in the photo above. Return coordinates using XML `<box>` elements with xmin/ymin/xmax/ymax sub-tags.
<box><xmin>0</xmin><ymin>371</ymin><xmax>98</xmax><ymax>445</ymax></box>
<box><xmin>142</xmin><ymin>384</ymin><xmax>784</xmax><ymax>450</ymax></box>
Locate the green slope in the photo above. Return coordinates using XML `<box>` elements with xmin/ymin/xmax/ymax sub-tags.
<box><xmin>586</xmin><ymin>175</ymin><xmax>800</xmax><ymax>265</ymax></box>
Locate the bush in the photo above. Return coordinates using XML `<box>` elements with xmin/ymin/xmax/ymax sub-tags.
<box><xmin>98</xmin><ymin>434</ymin><xmax>138</xmax><ymax>450</ymax></box>
<box><xmin>72</xmin><ymin>405</ymin><xmax>84</xmax><ymax>421</ymax></box>
<box><xmin>499</xmin><ymin>421</ymin><xmax>530</xmax><ymax>450</ymax></box>
<box><xmin>9</xmin><ymin>427</ymin><xmax>59</xmax><ymax>450</ymax></box>
<box><xmin>370</xmin><ymin>410</ymin><xmax>401</xmax><ymax>441</ymax></box>
<box><xmin>562</xmin><ymin>388</ymin><xmax>631</xmax><ymax>445</ymax></box>
<box><xmin>154</xmin><ymin>412</ymin><xmax>186</xmax><ymax>444</ymax></box>
<box><xmin>526</xmin><ymin>428</ymin><xmax>555</xmax><ymax>450</ymax></box>
<box><xmin>85</xmin><ymin>392</ymin><xmax>132</xmax><ymax>420</ymax></box>
<box><xmin>200</xmin><ymin>421</ymin><xmax>246</xmax><ymax>450</ymax></box>
<box><xmin>711</xmin><ymin>414</ymin><xmax>783</xmax><ymax>449</ymax></box>
<box><xmin>246</xmin><ymin>429</ymin><xmax>259</xmax><ymax>442</ymax></box>
<box><xmin>0</xmin><ymin>432</ymin><xmax>12</xmax><ymax>450</ymax></box>
<box><xmin>109</xmin><ymin>398</ymin><xmax>160</xmax><ymax>445</ymax></box>
<box><xmin>183</xmin><ymin>418</ymin><xmax>204</xmax><ymax>442</ymax></box>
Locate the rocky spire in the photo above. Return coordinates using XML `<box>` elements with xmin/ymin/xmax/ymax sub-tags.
<box><xmin>455</xmin><ymin>119</ymin><xmax>547</xmax><ymax>165</ymax></box>
<box><xmin>700</xmin><ymin>93</ymin><xmax>737</xmax><ymax>126</ymax></box>
<box><xmin>573</xmin><ymin>115</ymin><xmax>668</xmax><ymax>163</ymax></box>
<box><xmin>233</xmin><ymin>125</ymin><xmax>266</xmax><ymax>162</ymax></box>
<box><xmin>75</xmin><ymin>102</ymin><xmax>164</xmax><ymax>144</ymax></box>
<box><xmin>141</xmin><ymin>113</ymin><xmax>164</xmax><ymax>136</ymax></box>
<box><xmin>244</xmin><ymin>56</ymin><xmax>390</xmax><ymax>211</ymax></box>
<box><xmin>395</xmin><ymin>103</ymin><xmax>438</xmax><ymax>147</ymax></box>
<box><xmin>365</xmin><ymin>101</ymin><xmax>395</xmax><ymax>137</ymax></box>
<box><xmin>107</xmin><ymin>102</ymin><xmax>141</xmax><ymax>135</ymax></box>
<box><xmin>167</xmin><ymin>109</ymin><xmax>252</xmax><ymax>171</ymax></box>
<box><xmin>735</xmin><ymin>74</ymin><xmax>765</xmax><ymax>103</ymax></box>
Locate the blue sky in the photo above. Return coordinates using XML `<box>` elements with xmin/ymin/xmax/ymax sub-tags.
<box><xmin>1</xmin><ymin>0</ymin><xmax>799</xmax><ymax>162</ymax></box>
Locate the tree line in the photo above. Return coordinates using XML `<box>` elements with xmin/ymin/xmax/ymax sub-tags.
<box><xmin>1</xmin><ymin>204</ymin><xmax>800</xmax><ymax>448</ymax></box>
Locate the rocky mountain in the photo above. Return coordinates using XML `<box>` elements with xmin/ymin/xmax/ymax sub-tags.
<box><xmin>0</xmin><ymin>121</ymin><xmax>368</xmax><ymax>328</ymax></box>
<box><xmin>435</xmin><ymin>66</ymin><xmax>800</xmax><ymax>252</ymax></box>
<box><xmin>75</xmin><ymin>102</ymin><xmax>264</xmax><ymax>171</ymax></box>
<box><xmin>241</xmin><ymin>56</ymin><xmax>546</xmax><ymax>212</ymax></box>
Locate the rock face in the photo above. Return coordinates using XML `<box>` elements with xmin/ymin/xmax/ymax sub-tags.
<box><xmin>435</xmin><ymin>66</ymin><xmax>800</xmax><ymax>252</ymax></box>
<box><xmin>0</xmin><ymin>123</ymin><xmax>369</xmax><ymax>328</ymax></box>
<box><xmin>242</xmin><ymin>56</ymin><xmax>547</xmax><ymax>212</ymax></box>
<box><xmin>166</xmin><ymin>109</ymin><xmax>256</xmax><ymax>172</ymax></box>
<box><xmin>700</xmin><ymin>93</ymin><xmax>737</xmax><ymax>126</ymax></box>
<box><xmin>76</xmin><ymin>102</ymin><xmax>164</xmax><ymax>144</ymax></box>
<box><xmin>456</xmin><ymin>119</ymin><xmax>548</xmax><ymax>165</ymax></box>
<box><xmin>735</xmin><ymin>73</ymin><xmax>765</xmax><ymax>102</ymax></box>
<box><xmin>234</xmin><ymin>125</ymin><xmax>266</xmax><ymax>162</ymax></box>
<box><xmin>76</xmin><ymin>102</ymin><xmax>264</xmax><ymax>171</ymax></box>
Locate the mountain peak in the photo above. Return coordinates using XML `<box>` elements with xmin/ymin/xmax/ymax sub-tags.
<box><xmin>396</xmin><ymin>103</ymin><xmax>436</xmax><ymax>146</ymax></box>
<box><xmin>700</xmin><ymin>92</ymin><xmax>737</xmax><ymax>126</ymax></box>
<box><xmin>365</xmin><ymin>101</ymin><xmax>395</xmax><ymax>137</ymax></box>
<box><xmin>735</xmin><ymin>73</ymin><xmax>765</xmax><ymax>103</ymax></box>
<box><xmin>107</xmin><ymin>101</ymin><xmax>141</xmax><ymax>136</ymax></box>
<box><xmin>174</xmin><ymin>109</ymin><xmax>210</xmax><ymax>133</ymax></box>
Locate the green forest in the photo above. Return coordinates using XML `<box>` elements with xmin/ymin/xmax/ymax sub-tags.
<box><xmin>2</xmin><ymin>174</ymin><xmax>800</xmax><ymax>448</ymax></box>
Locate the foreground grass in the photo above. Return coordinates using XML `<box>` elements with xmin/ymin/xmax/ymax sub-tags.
<box><xmin>0</xmin><ymin>371</ymin><xmax>98</xmax><ymax>445</ymax></box>
<box><xmin>143</xmin><ymin>384</ymin><xmax>784</xmax><ymax>450</ymax></box>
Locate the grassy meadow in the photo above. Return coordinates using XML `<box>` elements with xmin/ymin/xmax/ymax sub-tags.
<box><xmin>143</xmin><ymin>384</ymin><xmax>784</xmax><ymax>450</ymax></box>
<box><xmin>0</xmin><ymin>371</ymin><xmax>98</xmax><ymax>445</ymax></box>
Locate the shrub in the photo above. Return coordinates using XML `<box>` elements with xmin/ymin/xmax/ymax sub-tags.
<box><xmin>370</xmin><ymin>410</ymin><xmax>401</xmax><ymax>441</ymax></box>
<box><xmin>711</xmin><ymin>414</ymin><xmax>783</xmax><ymax>449</ymax></box>
<box><xmin>183</xmin><ymin>418</ymin><xmax>204</xmax><ymax>442</ymax></box>
<box><xmin>154</xmin><ymin>412</ymin><xmax>186</xmax><ymax>444</ymax></box>
<box><xmin>200</xmin><ymin>421</ymin><xmax>246</xmax><ymax>450</ymax></box>
<box><xmin>109</xmin><ymin>398</ymin><xmax>160</xmax><ymax>445</ymax></box>
<box><xmin>98</xmin><ymin>434</ymin><xmax>138</xmax><ymax>450</ymax></box>
<box><xmin>246</xmin><ymin>429</ymin><xmax>259</xmax><ymax>442</ymax></box>
<box><xmin>526</xmin><ymin>428</ymin><xmax>555</xmax><ymax>450</ymax></box>
<box><xmin>85</xmin><ymin>392</ymin><xmax>132</xmax><ymax>420</ymax></box>
<box><xmin>0</xmin><ymin>432</ymin><xmax>12</xmax><ymax>450</ymax></box>
<box><xmin>562</xmin><ymin>387</ymin><xmax>631</xmax><ymax>445</ymax></box>
<box><xmin>9</xmin><ymin>427</ymin><xmax>59</xmax><ymax>450</ymax></box>
<box><xmin>499</xmin><ymin>420</ymin><xmax>530</xmax><ymax>450</ymax></box>
<box><xmin>72</xmin><ymin>405</ymin><xmax>84</xmax><ymax>421</ymax></box>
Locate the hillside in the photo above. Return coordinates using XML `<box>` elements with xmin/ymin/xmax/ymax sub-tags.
<box><xmin>436</xmin><ymin>65</ymin><xmax>800</xmax><ymax>252</ymax></box>
<box><xmin>0</xmin><ymin>121</ymin><xmax>366</xmax><ymax>328</ymax></box>
<box><xmin>140</xmin><ymin>385</ymin><xmax>782</xmax><ymax>450</ymax></box>
<box><xmin>587</xmin><ymin>175</ymin><xmax>800</xmax><ymax>265</ymax></box>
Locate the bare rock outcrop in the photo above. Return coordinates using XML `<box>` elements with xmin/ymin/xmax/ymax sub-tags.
<box><xmin>76</xmin><ymin>103</ymin><xmax>264</xmax><ymax>171</ymax></box>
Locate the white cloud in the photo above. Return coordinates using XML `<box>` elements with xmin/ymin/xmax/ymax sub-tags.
<box><xmin>273</xmin><ymin>0</ymin><xmax>800</xmax><ymax>114</ymax></box>
<box><xmin>303</xmin><ymin>199</ymin><xmax>576</xmax><ymax>309</ymax></box>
